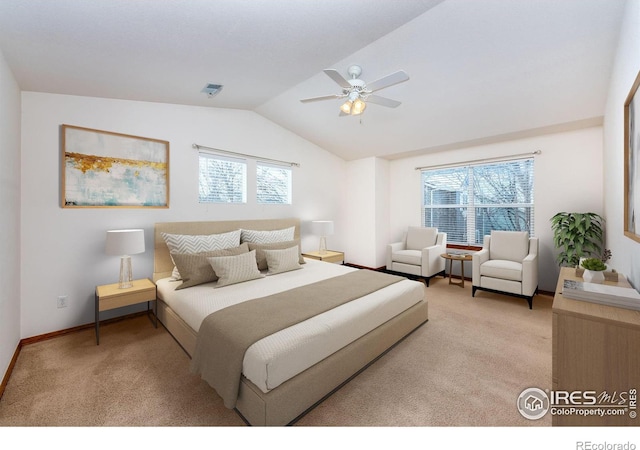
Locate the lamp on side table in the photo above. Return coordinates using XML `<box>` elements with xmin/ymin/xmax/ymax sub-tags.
<box><xmin>311</xmin><ymin>220</ymin><xmax>334</xmax><ymax>255</ymax></box>
<box><xmin>105</xmin><ymin>229</ymin><xmax>145</xmax><ymax>289</ymax></box>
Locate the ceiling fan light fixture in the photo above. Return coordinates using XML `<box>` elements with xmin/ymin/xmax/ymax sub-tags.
<box><xmin>340</xmin><ymin>100</ymin><xmax>353</xmax><ymax>114</ymax></box>
<box><xmin>301</xmin><ymin>65</ymin><xmax>408</xmax><ymax>116</ymax></box>
<box><xmin>352</xmin><ymin>98</ymin><xmax>366</xmax><ymax>115</ymax></box>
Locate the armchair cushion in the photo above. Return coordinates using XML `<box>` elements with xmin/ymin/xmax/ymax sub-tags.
<box><xmin>391</xmin><ymin>249</ymin><xmax>422</xmax><ymax>266</ymax></box>
<box><xmin>406</xmin><ymin>226</ymin><xmax>437</xmax><ymax>250</ymax></box>
<box><xmin>480</xmin><ymin>259</ymin><xmax>523</xmax><ymax>282</ymax></box>
<box><xmin>489</xmin><ymin>230</ymin><xmax>529</xmax><ymax>262</ymax></box>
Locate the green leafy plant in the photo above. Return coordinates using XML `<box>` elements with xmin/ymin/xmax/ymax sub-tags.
<box><xmin>581</xmin><ymin>257</ymin><xmax>607</xmax><ymax>271</ymax></box>
<box><xmin>550</xmin><ymin>212</ymin><xmax>604</xmax><ymax>267</ymax></box>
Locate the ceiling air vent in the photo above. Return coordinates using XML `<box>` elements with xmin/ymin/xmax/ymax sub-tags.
<box><xmin>202</xmin><ymin>83</ymin><xmax>223</xmax><ymax>98</ymax></box>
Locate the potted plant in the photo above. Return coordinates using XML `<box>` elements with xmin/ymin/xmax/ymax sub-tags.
<box><xmin>550</xmin><ymin>212</ymin><xmax>604</xmax><ymax>267</ymax></box>
<box><xmin>580</xmin><ymin>257</ymin><xmax>607</xmax><ymax>284</ymax></box>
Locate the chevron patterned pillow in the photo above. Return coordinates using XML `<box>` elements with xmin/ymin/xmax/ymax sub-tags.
<box><xmin>162</xmin><ymin>229</ymin><xmax>241</xmax><ymax>279</ymax></box>
<box><xmin>240</xmin><ymin>226</ymin><xmax>295</xmax><ymax>244</ymax></box>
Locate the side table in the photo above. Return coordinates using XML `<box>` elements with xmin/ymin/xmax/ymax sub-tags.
<box><xmin>440</xmin><ymin>253</ymin><xmax>473</xmax><ymax>287</ymax></box>
<box><xmin>95</xmin><ymin>278</ymin><xmax>157</xmax><ymax>345</ymax></box>
<box><xmin>302</xmin><ymin>250</ymin><xmax>344</xmax><ymax>264</ymax></box>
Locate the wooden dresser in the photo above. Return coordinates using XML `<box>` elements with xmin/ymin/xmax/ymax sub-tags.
<box><xmin>552</xmin><ymin>266</ymin><xmax>640</xmax><ymax>426</ymax></box>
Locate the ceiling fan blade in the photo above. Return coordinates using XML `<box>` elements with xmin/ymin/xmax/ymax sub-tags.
<box><xmin>323</xmin><ymin>69</ymin><xmax>352</xmax><ymax>89</ymax></box>
<box><xmin>300</xmin><ymin>94</ymin><xmax>344</xmax><ymax>103</ymax></box>
<box><xmin>366</xmin><ymin>70</ymin><xmax>409</xmax><ymax>92</ymax></box>
<box><xmin>367</xmin><ymin>94</ymin><xmax>401</xmax><ymax>108</ymax></box>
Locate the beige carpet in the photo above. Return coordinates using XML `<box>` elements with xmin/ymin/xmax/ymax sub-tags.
<box><xmin>0</xmin><ymin>277</ymin><xmax>553</xmax><ymax>427</ymax></box>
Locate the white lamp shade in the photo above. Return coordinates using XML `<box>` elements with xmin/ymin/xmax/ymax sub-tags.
<box><xmin>311</xmin><ymin>220</ymin><xmax>334</xmax><ymax>236</ymax></box>
<box><xmin>105</xmin><ymin>229</ymin><xmax>145</xmax><ymax>256</ymax></box>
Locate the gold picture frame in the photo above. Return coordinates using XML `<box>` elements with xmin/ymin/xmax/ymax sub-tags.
<box><xmin>624</xmin><ymin>71</ymin><xmax>640</xmax><ymax>243</ymax></box>
<box><xmin>61</xmin><ymin>125</ymin><xmax>169</xmax><ymax>208</ymax></box>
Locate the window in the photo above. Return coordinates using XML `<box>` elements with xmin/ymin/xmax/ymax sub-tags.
<box><xmin>198</xmin><ymin>153</ymin><xmax>247</xmax><ymax>203</ymax></box>
<box><xmin>257</xmin><ymin>162</ymin><xmax>292</xmax><ymax>204</ymax></box>
<box><xmin>421</xmin><ymin>158</ymin><xmax>534</xmax><ymax>245</ymax></box>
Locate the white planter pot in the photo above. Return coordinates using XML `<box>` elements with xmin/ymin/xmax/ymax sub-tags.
<box><xmin>583</xmin><ymin>269</ymin><xmax>605</xmax><ymax>284</ymax></box>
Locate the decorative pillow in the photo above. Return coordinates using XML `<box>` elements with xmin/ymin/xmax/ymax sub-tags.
<box><xmin>263</xmin><ymin>246</ymin><xmax>302</xmax><ymax>275</ymax></box>
<box><xmin>207</xmin><ymin>250</ymin><xmax>264</xmax><ymax>288</ymax></box>
<box><xmin>247</xmin><ymin>239</ymin><xmax>305</xmax><ymax>270</ymax></box>
<box><xmin>162</xmin><ymin>229</ymin><xmax>241</xmax><ymax>279</ymax></box>
<box><xmin>240</xmin><ymin>226</ymin><xmax>295</xmax><ymax>244</ymax></box>
<box><xmin>171</xmin><ymin>243</ymin><xmax>249</xmax><ymax>290</ymax></box>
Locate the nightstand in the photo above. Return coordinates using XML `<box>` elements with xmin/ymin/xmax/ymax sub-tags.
<box><xmin>95</xmin><ymin>278</ymin><xmax>157</xmax><ymax>345</ymax></box>
<box><xmin>303</xmin><ymin>250</ymin><xmax>344</xmax><ymax>264</ymax></box>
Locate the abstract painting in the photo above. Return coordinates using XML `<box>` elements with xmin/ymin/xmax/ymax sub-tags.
<box><xmin>62</xmin><ymin>125</ymin><xmax>169</xmax><ymax>208</ymax></box>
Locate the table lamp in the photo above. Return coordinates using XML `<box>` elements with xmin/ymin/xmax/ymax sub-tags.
<box><xmin>311</xmin><ymin>220</ymin><xmax>334</xmax><ymax>255</ymax></box>
<box><xmin>105</xmin><ymin>229</ymin><xmax>145</xmax><ymax>289</ymax></box>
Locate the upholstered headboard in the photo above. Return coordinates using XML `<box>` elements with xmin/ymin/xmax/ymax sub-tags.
<box><xmin>153</xmin><ymin>218</ymin><xmax>301</xmax><ymax>282</ymax></box>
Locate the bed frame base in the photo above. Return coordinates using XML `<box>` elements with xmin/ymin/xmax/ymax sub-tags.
<box><xmin>157</xmin><ymin>297</ymin><xmax>428</xmax><ymax>426</ymax></box>
<box><xmin>242</xmin><ymin>306</ymin><xmax>427</xmax><ymax>426</ymax></box>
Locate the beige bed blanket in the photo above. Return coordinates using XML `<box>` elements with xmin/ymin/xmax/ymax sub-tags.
<box><xmin>190</xmin><ymin>269</ymin><xmax>406</xmax><ymax>408</ymax></box>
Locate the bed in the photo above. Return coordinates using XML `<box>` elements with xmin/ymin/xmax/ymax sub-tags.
<box><xmin>153</xmin><ymin>218</ymin><xmax>429</xmax><ymax>426</ymax></box>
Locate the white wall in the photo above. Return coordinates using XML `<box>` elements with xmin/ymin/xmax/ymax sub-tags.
<box><xmin>0</xmin><ymin>49</ymin><xmax>21</xmax><ymax>376</ymax></box>
<box><xmin>603</xmin><ymin>0</ymin><xmax>640</xmax><ymax>290</ymax></box>
<box><xmin>374</xmin><ymin>158</ymin><xmax>391</xmax><ymax>268</ymax></box>
<box><xmin>343</xmin><ymin>157</ymin><xmax>390</xmax><ymax>268</ymax></box>
<box><xmin>344</xmin><ymin>158</ymin><xmax>378</xmax><ymax>266</ymax></box>
<box><xmin>20</xmin><ymin>92</ymin><xmax>347</xmax><ymax>338</ymax></box>
<box><xmin>388</xmin><ymin>127</ymin><xmax>604</xmax><ymax>292</ymax></box>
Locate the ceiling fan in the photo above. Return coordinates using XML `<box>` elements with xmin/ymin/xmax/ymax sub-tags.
<box><xmin>300</xmin><ymin>65</ymin><xmax>409</xmax><ymax>116</ymax></box>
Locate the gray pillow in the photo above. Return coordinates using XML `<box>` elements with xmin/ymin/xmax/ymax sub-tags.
<box><xmin>171</xmin><ymin>243</ymin><xmax>249</xmax><ymax>290</ymax></box>
<box><xmin>263</xmin><ymin>246</ymin><xmax>302</xmax><ymax>275</ymax></box>
<box><xmin>207</xmin><ymin>250</ymin><xmax>264</xmax><ymax>288</ymax></box>
<box><xmin>162</xmin><ymin>229</ymin><xmax>241</xmax><ymax>280</ymax></box>
<box><xmin>247</xmin><ymin>239</ymin><xmax>305</xmax><ymax>270</ymax></box>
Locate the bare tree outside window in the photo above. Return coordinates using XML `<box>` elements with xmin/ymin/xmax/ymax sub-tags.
<box><xmin>257</xmin><ymin>163</ymin><xmax>292</xmax><ymax>204</ymax></box>
<box><xmin>422</xmin><ymin>158</ymin><xmax>534</xmax><ymax>245</ymax></box>
<box><xmin>199</xmin><ymin>154</ymin><xmax>247</xmax><ymax>203</ymax></box>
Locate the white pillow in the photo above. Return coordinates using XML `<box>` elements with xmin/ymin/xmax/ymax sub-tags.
<box><xmin>263</xmin><ymin>246</ymin><xmax>302</xmax><ymax>275</ymax></box>
<box><xmin>162</xmin><ymin>229</ymin><xmax>241</xmax><ymax>279</ymax></box>
<box><xmin>240</xmin><ymin>226</ymin><xmax>295</xmax><ymax>244</ymax></box>
<box><xmin>207</xmin><ymin>250</ymin><xmax>264</xmax><ymax>288</ymax></box>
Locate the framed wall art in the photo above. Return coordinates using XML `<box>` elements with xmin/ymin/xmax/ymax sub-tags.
<box><xmin>624</xmin><ymin>70</ymin><xmax>640</xmax><ymax>243</ymax></box>
<box><xmin>61</xmin><ymin>125</ymin><xmax>169</xmax><ymax>208</ymax></box>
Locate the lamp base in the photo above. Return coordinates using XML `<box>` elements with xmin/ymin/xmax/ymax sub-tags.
<box><xmin>119</xmin><ymin>255</ymin><xmax>133</xmax><ymax>289</ymax></box>
<box><xmin>318</xmin><ymin>236</ymin><xmax>327</xmax><ymax>255</ymax></box>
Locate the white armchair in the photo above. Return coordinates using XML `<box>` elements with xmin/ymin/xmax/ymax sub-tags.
<box><xmin>386</xmin><ymin>226</ymin><xmax>447</xmax><ymax>286</ymax></box>
<box><xmin>472</xmin><ymin>230</ymin><xmax>539</xmax><ymax>309</ymax></box>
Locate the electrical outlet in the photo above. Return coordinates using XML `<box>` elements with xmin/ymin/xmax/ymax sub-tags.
<box><xmin>57</xmin><ymin>295</ymin><xmax>68</xmax><ymax>308</ymax></box>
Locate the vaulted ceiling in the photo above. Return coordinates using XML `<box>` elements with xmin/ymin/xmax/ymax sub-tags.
<box><xmin>0</xmin><ymin>0</ymin><xmax>627</xmax><ymax>160</ymax></box>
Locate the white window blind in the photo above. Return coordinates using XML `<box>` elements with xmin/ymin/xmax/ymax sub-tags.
<box><xmin>421</xmin><ymin>158</ymin><xmax>534</xmax><ymax>245</ymax></box>
<box><xmin>198</xmin><ymin>153</ymin><xmax>247</xmax><ymax>203</ymax></box>
<box><xmin>257</xmin><ymin>162</ymin><xmax>292</xmax><ymax>204</ymax></box>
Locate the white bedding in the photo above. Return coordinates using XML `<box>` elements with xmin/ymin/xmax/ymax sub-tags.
<box><xmin>156</xmin><ymin>259</ymin><xmax>424</xmax><ymax>393</ymax></box>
